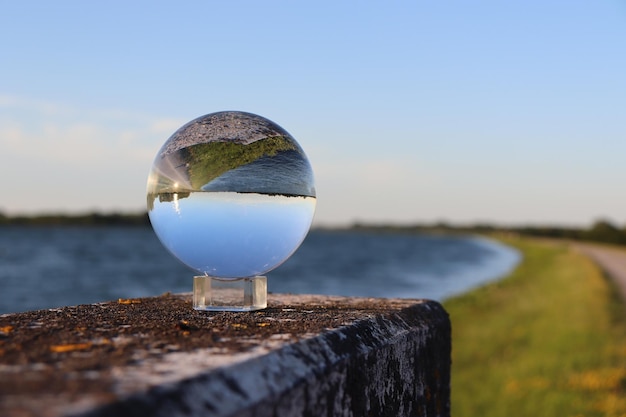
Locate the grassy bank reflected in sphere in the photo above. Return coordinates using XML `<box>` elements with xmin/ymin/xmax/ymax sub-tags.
<box><xmin>146</xmin><ymin>111</ymin><xmax>316</xmax><ymax>278</ymax></box>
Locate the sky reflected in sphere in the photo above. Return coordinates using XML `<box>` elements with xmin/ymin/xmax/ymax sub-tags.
<box><xmin>150</xmin><ymin>192</ymin><xmax>315</xmax><ymax>277</ymax></box>
<box><xmin>147</xmin><ymin>111</ymin><xmax>316</xmax><ymax>278</ymax></box>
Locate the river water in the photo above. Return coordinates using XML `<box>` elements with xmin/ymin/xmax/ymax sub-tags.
<box><xmin>0</xmin><ymin>226</ymin><xmax>520</xmax><ymax>314</ymax></box>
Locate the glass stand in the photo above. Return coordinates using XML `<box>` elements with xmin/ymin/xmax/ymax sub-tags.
<box><xmin>193</xmin><ymin>276</ymin><xmax>267</xmax><ymax>311</ymax></box>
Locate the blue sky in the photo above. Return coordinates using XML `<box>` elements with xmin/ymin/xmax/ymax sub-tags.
<box><xmin>1</xmin><ymin>1</ymin><xmax>625</xmax><ymax>226</ymax></box>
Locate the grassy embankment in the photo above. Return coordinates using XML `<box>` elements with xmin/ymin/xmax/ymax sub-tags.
<box><xmin>147</xmin><ymin>136</ymin><xmax>300</xmax><ymax>210</ymax></box>
<box><xmin>444</xmin><ymin>236</ymin><xmax>626</xmax><ymax>416</ymax></box>
<box><xmin>184</xmin><ymin>136</ymin><xmax>297</xmax><ymax>189</ymax></box>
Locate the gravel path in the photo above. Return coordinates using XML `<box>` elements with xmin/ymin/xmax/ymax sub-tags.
<box><xmin>574</xmin><ymin>243</ymin><xmax>626</xmax><ymax>301</ymax></box>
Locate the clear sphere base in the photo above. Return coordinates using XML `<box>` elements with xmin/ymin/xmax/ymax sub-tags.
<box><xmin>193</xmin><ymin>276</ymin><xmax>267</xmax><ymax>311</ymax></box>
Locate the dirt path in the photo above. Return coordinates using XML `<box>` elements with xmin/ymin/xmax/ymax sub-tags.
<box><xmin>573</xmin><ymin>243</ymin><xmax>626</xmax><ymax>301</ymax></box>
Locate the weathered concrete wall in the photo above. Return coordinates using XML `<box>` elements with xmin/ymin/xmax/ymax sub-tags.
<box><xmin>0</xmin><ymin>294</ymin><xmax>450</xmax><ymax>417</ymax></box>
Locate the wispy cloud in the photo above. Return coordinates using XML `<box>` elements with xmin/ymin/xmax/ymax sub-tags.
<box><xmin>0</xmin><ymin>94</ymin><xmax>186</xmax><ymax>213</ymax></box>
<box><xmin>0</xmin><ymin>94</ymin><xmax>185</xmax><ymax>164</ymax></box>
<box><xmin>0</xmin><ymin>94</ymin><xmax>75</xmax><ymax>116</ymax></box>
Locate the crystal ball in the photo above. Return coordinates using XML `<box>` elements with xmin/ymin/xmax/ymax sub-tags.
<box><xmin>146</xmin><ymin>111</ymin><xmax>316</xmax><ymax>278</ymax></box>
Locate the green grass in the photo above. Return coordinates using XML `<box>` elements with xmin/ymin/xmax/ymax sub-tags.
<box><xmin>146</xmin><ymin>135</ymin><xmax>303</xmax><ymax>210</ymax></box>
<box><xmin>444</xmin><ymin>236</ymin><xmax>626</xmax><ymax>417</ymax></box>
<box><xmin>185</xmin><ymin>136</ymin><xmax>297</xmax><ymax>189</ymax></box>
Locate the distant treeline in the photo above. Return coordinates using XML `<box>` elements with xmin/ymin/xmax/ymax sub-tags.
<box><xmin>2</xmin><ymin>211</ymin><xmax>625</xmax><ymax>247</ymax></box>
<box><xmin>348</xmin><ymin>219</ymin><xmax>626</xmax><ymax>246</ymax></box>
<box><xmin>0</xmin><ymin>212</ymin><xmax>150</xmax><ymax>226</ymax></box>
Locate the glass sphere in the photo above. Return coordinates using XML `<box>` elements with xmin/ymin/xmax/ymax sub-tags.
<box><xmin>146</xmin><ymin>111</ymin><xmax>316</xmax><ymax>278</ymax></box>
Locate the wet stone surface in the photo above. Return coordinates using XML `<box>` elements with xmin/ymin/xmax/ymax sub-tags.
<box><xmin>0</xmin><ymin>293</ymin><xmax>449</xmax><ymax>417</ymax></box>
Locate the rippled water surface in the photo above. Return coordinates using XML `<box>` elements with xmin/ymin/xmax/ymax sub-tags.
<box><xmin>0</xmin><ymin>227</ymin><xmax>520</xmax><ymax>314</ymax></box>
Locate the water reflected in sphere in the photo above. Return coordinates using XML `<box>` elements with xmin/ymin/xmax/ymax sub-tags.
<box><xmin>147</xmin><ymin>111</ymin><xmax>316</xmax><ymax>278</ymax></box>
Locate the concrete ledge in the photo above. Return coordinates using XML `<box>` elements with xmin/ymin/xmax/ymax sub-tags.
<box><xmin>0</xmin><ymin>293</ymin><xmax>450</xmax><ymax>417</ymax></box>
